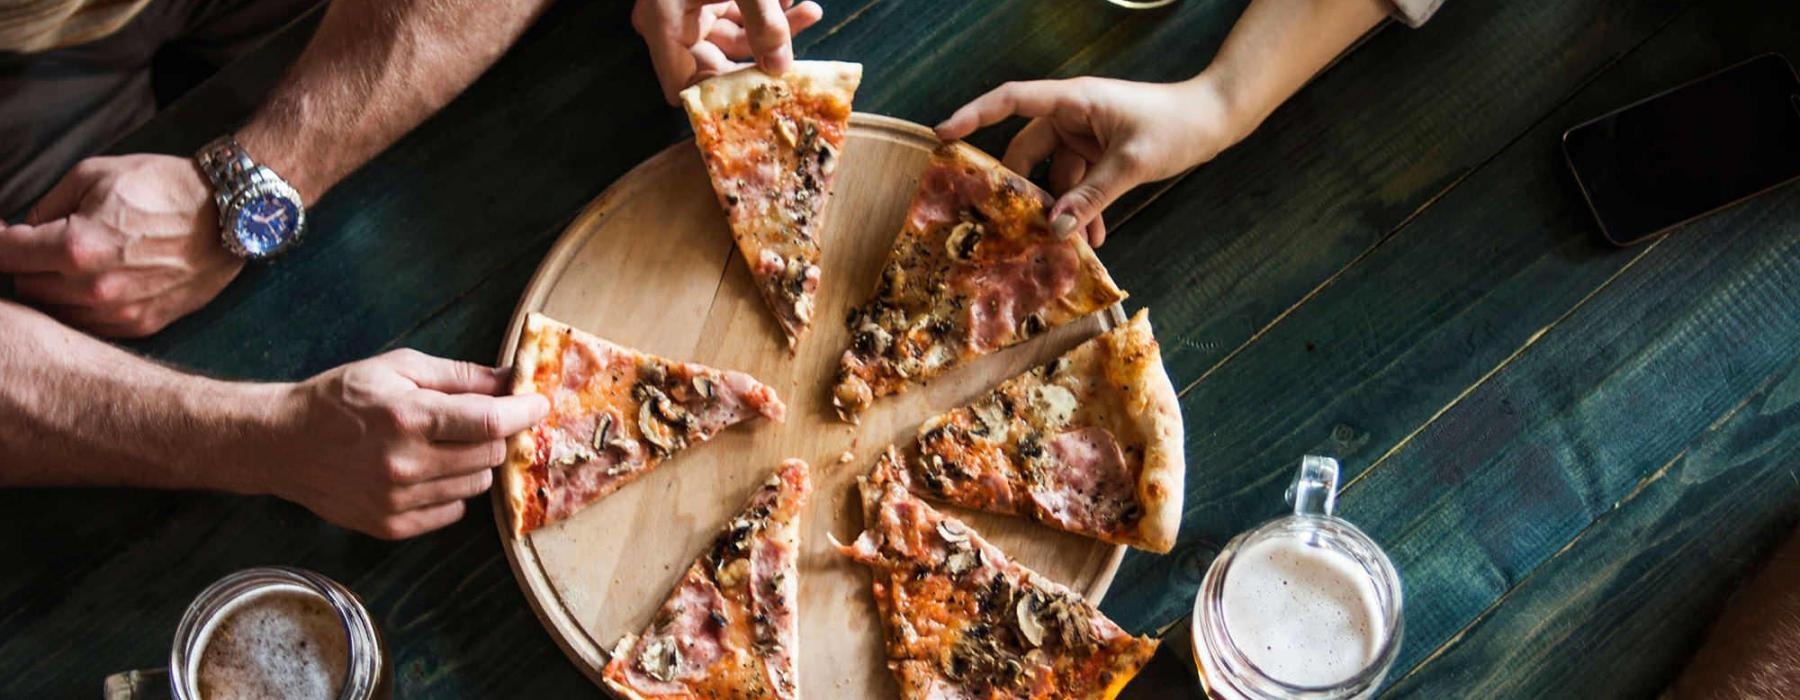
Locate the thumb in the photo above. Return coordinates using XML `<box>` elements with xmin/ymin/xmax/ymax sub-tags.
<box><xmin>1048</xmin><ymin>155</ymin><xmax>1137</xmax><ymax>238</ymax></box>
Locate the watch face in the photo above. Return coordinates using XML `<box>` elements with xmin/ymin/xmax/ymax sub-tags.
<box><xmin>233</xmin><ymin>192</ymin><xmax>302</xmax><ymax>257</ymax></box>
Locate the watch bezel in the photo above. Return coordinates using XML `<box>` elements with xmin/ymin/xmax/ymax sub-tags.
<box><xmin>219</xmin><ymin>173</ymin><xmax>307</xmax><ymax>261</ymax></box>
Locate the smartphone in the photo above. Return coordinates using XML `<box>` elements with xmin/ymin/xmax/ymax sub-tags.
<box><xmin>1562</xmin><ymin>53</ymin><xmax>1800</xmax><ymax>246</ymax></box>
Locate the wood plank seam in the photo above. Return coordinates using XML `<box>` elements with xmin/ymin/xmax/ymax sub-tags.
<box><xmin>1166</xmin><ymin>2</ymin><xmax>1692</xmax><ymax>406</ymax></box>
<box><xmin>1379</xmin><ymin>355</ymin><xmax>1800</xmax><ymax>692</ymax></box>
<box><xmin>1336</xmin><ymin>233</ymin><xmax>1660</xmax><ymax>497</ymax></box>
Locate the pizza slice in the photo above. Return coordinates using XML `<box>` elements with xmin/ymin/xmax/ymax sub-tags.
<box><xmin>681</xmin><ymin>61</ymin><xmax>863</xmax><ymax>350</ymax></box>
<box><xmin>503</xmin><ymin>313</ymin><xmax>786</xmax><ymax>535</ymax></box>
<box><xmin>840</xmin><ymin>448</ymin><xmax>1159</xmax><ymax>699</ymax></box>
<box><xmin>832</xmin><ymin>142</ymin><xmax>1126</xmax><ymax>421</ymax></box>
<box><xmin>896</xmin><ymin>309</ymin><xmax>1184</xmax><ymax>553</ymax></box>
<box><xmin>603</xmin><ymin>459</ymin><xmax>811</xmax><ymax>700</ymax></box>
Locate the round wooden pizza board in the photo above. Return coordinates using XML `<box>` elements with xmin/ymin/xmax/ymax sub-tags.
<box><xmin>493</xmin><ymin>113</ymin><xmax>1128</xmax><ymax>697</ymax></box>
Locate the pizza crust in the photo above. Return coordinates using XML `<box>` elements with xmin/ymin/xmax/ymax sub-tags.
<box><xmin>679</xmin><ymin>60</ymin><xmax>863</xmax><ymax>117</ymax></box>
<box><xmin>1114</xmin><ymin>309</ymin><xmax>1184</xmax><ymax>554</ymax></box>
<box><xmin>501</xmin><ymin>311</ymin><xmax>555</xmax><ymax>536</ymax></box>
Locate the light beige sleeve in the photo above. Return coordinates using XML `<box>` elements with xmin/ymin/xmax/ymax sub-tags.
<box><xmin>1388</xmin><ymin>0</ymin><xmax>1445</xmax><ymax>27</ymax></box>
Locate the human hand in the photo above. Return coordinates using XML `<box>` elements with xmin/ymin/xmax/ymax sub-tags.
<box><xmin>0</xmin><ymin>155</ymin><xmax>240</xmax><ymax>338</ymax></box>
<box><xmin>262</xmin><ymin>349</ymin><xmax>550</xmax><ymax>540</ymax></box>
<box><xmin>935</xmin><ymin>77</ymin><xmax>1240</xmax><ymax>247</ymax></box>
<box><xmin>632</xmin><ymin>0</ymin><xmax>825</xmax><ymax>104</ymax></box>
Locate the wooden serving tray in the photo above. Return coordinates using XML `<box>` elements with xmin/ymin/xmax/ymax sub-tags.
<box><xmin>493</xmin><ymin>113</ymin><xmax>1126</xmax><ymax>697</ymax></box>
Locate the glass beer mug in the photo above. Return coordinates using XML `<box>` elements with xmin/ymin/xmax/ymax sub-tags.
<box><xmin>105</xmin><ymin>566</ymin><xmax>390</xmax><ymax>700</ymax></box>
<box><xmin>1191</xmin><ymin>456</ymin><xmax>1404</xmax><ymax>700</ymax></box>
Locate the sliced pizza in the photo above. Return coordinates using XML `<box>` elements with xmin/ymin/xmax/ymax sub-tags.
<box><xmin>603</xmin><ymin>459</ymin><xmax>811</xmax><ymax>700</ymax></box>
<box><xmin>503</xmin><ymin>313</ymin><xmax>786</xmax><ymax>535</ymax></box>
<box><xmin>681</xmin><ymin>61</ymin><xmax>863</xmax><ymax>351</ymax></box>
<box><xmin>832</xmin><ymin>142</ymin><xmax>1126</xmax><ymax>422</ymax></box>
<box><xmin>895</xmin><ymin>309</ymin><xmax>1184</xmax><ymax>553</ymax></box>
<box><xmin>841</xmin><ymin>447</ymin><xmax>1159</xmax><ymax>699</ymax></box>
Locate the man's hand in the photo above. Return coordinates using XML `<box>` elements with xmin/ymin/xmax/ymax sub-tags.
<box><xmin>0</xmin><ymin>155</ymin><xmax>240</xmax><ymax>337</ymax></box>
<box><xmin>633</xmin><ymin>0</ymin><xmax>825</xmax><ymax>104</ymax></box>
<box><xmin>261</xmin><ymin>349</ymin><xmax>550</xmax><ymax>540</ymax></box>
<box><xmin>935</xmin><ymin>78</ymin><xmax>1240</xmax><ymax>247</ymax></box>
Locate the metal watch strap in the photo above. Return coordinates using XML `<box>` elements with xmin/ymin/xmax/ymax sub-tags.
<box><xmin>197</xmin><ymin>136</ymin><xmax>260</xmax><ymax>213</ymax></box>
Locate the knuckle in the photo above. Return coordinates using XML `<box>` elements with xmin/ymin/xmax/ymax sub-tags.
<box><xmin>481</xmin><ymin>407</ymin><xmax>507</xmax><ymax>439</ymax></box>
<box><xmin>382</xmin><ymin>455</ymin><xmax>414</xmax><ymax>484</ymax></box>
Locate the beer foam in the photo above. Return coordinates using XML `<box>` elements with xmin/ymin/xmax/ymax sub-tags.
<box><xmin>195</xmin><ymin>585</ymin><xmax>349</xmax><ymax>700</ymax></box>
<box><xmin>1220</xmin><ymin>536</ymin><xmax>1386</xmax><ymax>687</ymax></box>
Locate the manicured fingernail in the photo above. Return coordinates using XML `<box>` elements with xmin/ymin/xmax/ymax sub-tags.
<box><xmin>1051</xmin><ymin>214</ymin><xmax>1078</xmax><ymax>236</ymax></box>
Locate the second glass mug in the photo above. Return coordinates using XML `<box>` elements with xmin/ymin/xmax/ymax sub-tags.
<box><xmin>1191</xmin><ymin>456</ymin><xmax>1404</xmax><ymax>700</ymax></box>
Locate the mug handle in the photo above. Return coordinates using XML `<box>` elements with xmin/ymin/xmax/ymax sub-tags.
<box><xmin>103</xmin><ymin>668</ymin><xmax>173</xmax><ymax>700</ymax></box>
<box><xmin>1286</xmin><ymin>455</ymin><xmax>1340</xmax><ymax>518</ymax></box>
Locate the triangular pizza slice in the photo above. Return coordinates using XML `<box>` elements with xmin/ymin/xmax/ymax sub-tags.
<box><xmin>603</xmin><ymin>459</ymin><xmax>811</xmax><ymax>699</ymax></box>
<box><xmin>832</xmin><ymin>142</ymin><xmax>1126</xmax><ymax>421</ymax></box>
<box><xmin>841</xmin><ymin>448</ymin><xmax>1158</xmax><ymax>699</ymax></box>
<box><xmin>503</xmin><ymin>313</ymin><xmax>786</xmax><ymax>534</ymax></box>
<box><xmin>896</xmin><ymin>309</ymin><xmax>1184</xmax><ymax>553</ymax></box>
<box><xmin>681</xmin><ymin>61</ymin><xmax>863</xmax><ymax>350</ymax></box>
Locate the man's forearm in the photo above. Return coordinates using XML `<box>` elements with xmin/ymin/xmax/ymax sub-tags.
<box><xmin>1190</xmin><ymin>0</ymin><xmax>1391</xmax><ymax>147</ymax></box>
<box><xmin>0</xmin><ymin>301</ymin><xmax>286</xmax><ymax>493</ymax></box>
<box><xmin>237</xmin><ymin>0</ymin><xmax>552</xmax><ymax>201</ymax></box>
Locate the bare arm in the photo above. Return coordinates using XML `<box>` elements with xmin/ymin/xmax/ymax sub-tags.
<box><xmin>0</xmin><ymin>299</ymin><xmax>547</xmax><ymax>539</ymax></box>
<box><xmin>936</xmin><ymin>0</ymin><xmax>1393</xmax><ymax>245</ymax></box>
<box><xmin>0</xmin><ymin>299</ymin><xmax>283</xmax><ymax>491</ymax></box>
<box><xmin>239</xmin><ymin>0</ymin><xmax>553</xmax><ymax>201</ymax></box>
<box><xmin>1</xmin><ymin>0</ymin><xmax>553</xmax><ymax>337</ymax></box>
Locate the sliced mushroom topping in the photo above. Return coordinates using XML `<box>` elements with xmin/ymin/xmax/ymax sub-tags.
<box><xmin>652</xmin><ymin>394</ymin><xmax>690</xmax><ymax>425</ymax></box>
<box><xmin>639</xmin><ymin>637</ymin><xmax>682</xmax><ymax>682</ymax></box>
<box><xmin>591</xmin><ymin>413</ymin><xmax>614</xmax><ymax>451</ymax></box>
<box><xmin>945</xmin><ymin>548</ymin><xmax>981</xmax><ymax>577</ymax></box>
<box><xmin>775</xmin><ymin>117</ymin><xmax>799</xmax><ymax>148</ymax></box>
<box><xmin>945</xmin><ymin>220</ymin><xmax>984</xmax><ymax>262</ymax></box>
<box><xmin>817</xmin><ymin>141</ymin><xmax>837</xmax><ymax>176</ymax></box>
<box><xmin>1015</xmin><ymin>595</ymin><xmax>1047</xmax><ymax>648</ymax></box>
<box><xmin>691</xmin><ymin>376</ymin><xmax>715</xmax><ymax>401</ymax></box>
<box><xmin>879</xmin><ymin>262</ymin><xmax>906</xmax><ymax>301</ymax></box>
<box><xmin>970</xmin><ymin>400</ymin><xmax>1009</xmax><ymax>442</ymax></box>
<box><xmin>1018</xmin><ymin>312</ymin><xmax>1046</xmax><ymax>338</ymax></box>
<box><xmin>937</xmin><ymin>520</ymin><xmax>970</xmax><ymax>545</ymax></box>
<box><xmin>553</xmin><ymin>447</ymin><xmax>595</xmax><ymax>467</ymax></box>
<box><xmin>639</xmin><ymin>400</ymin><xmax>679</xmax><ymax>456</ymax></box>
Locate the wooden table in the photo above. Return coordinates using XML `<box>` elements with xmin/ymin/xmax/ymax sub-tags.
<box><xmin>4</xmin><ymin>0</ymin><xmax>1797</xmax><ymax>696</ymax></box>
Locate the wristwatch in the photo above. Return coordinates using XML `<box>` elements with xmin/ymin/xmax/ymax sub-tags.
<box><xmin>195</xmin><ymin>135</ymin><xmax>306</xmax><ymax>260</ymax></box>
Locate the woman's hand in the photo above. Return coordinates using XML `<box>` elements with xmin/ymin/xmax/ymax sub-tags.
<box><xmin>935</xmin><ymin>76</ymin><xmax>1242</xmax><ymax>247</ymax></box>
<box><xmin>633</xmin><ymin>0</ymin><xmax>825</xmax><ymax>104</ymax></box>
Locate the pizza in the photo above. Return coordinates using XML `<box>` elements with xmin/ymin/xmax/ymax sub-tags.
<box><xmin>840</xmin><ymin>447</ymin><xmax>1159</xmax><ymax>699</ymax></box>
<box><xmin>895</xmin><ymin>309</ymin><xmax>1183</xmax><ymax>553</ymax></box>
<box><xmin>831</xmin><ymin>142</ymin><xmax>1126</xmax><ymax>422</ymax></box>
<box><xmin>503</xmin><ymin>313</ymin><xmax>786</xmax><ymax>535</ymax></box>
<box><xmin>681</xmin><ymin>61</ymin><xmax>863</xmax><ymax>351</ymax></box>
<box><xmin>603</xmin><ymin>459</ymin><xmax>811</xmax><ymax>699</ymax></box>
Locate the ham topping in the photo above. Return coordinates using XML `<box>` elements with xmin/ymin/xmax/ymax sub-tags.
<box><xmin>1027</xmin><ymin>427</ymin><xmax>1136</xmax><ymax>533</ymax></box>
<box><xmin>956</xmin><ymin>242</ymin><xmax>1080</xmax><ymax>354</ymax></box>
<box><xmin>621</xmin><ymin>576</ymin><xmax>729</xmax><ymax>693</ymax></box>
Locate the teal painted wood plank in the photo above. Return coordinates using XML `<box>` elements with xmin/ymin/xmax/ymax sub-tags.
<box><xmin>1343</xmin><ymin>183</ymin><xmax>1800</xmax><ymax>683</ymax></box>
<box><xmin>1100</xmin><ymin>0</ymin><xmax>1780</xmax><ymax>633</ymax></box>
<box><xmin>1382</xmin><ymin>353</ymin><xmax>1800</xmax><ymax>697</ymax></box>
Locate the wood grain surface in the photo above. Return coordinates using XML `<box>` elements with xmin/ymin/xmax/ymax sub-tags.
<box><xmin>5</xmin><ymin>0</ymin><xmax>1798</xmax><ymax>697</ymax></box>
<box><xmin>492</xmin><ymin>114</ymin><xmax>1125</xmax><ymax>697</ymax></box>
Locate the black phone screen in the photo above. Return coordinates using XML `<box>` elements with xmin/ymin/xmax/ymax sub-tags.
<box><xmin>1563</xmin><ymin>54</ymin><xmax>1800</xmax><ymax>245</ymax></box>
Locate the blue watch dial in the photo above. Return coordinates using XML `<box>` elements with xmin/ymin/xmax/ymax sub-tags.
<box><xmin>233</xmin><ymin>192</ymin><xmax>301</xmax><ymax>257</ymax></box>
